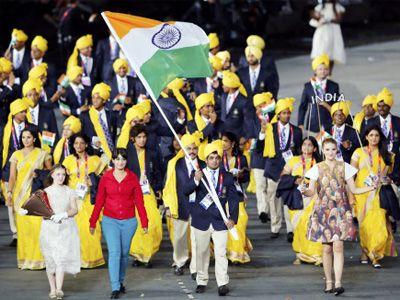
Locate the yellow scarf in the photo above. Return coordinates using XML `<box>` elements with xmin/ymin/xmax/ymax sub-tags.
<box><xmin>53</xmin><ymin>138</ymin><xmax>67</xmax><ymax>164</ymax></box>
<box><xmin>89</xmin><ymin>107</ymin><xmax>112</xmax><ymax>160</ymax></box>
<box><xmin>2</xmin><ymin>115</ymin><xmax>13</xmax><ymax>168</ymax></box>
<box><xmin>353</xmin><ymin>111</ymin><xmax>364</xmax><ymax>133</ymax></box>
<box><xmin>162</xmin><ymin>150</ymin><xmax>185</xmax><ymax>218</ymax></box>
<box><xmin>263</xmin><ymin>123</ymin><xmax>276</xmax><ymax>158</ymax></box>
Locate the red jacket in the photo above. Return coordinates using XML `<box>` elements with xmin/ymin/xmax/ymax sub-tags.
<box><xmin>89</xmin><ymin>169</ymin><xmax>148</xmax><ymax>228</ymax></box>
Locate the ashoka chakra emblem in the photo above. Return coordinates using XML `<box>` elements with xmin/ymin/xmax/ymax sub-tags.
<box><xmin>152</xmin><ymin>24</ymin><xmax>181</xmax><ymax>49</ymax></box>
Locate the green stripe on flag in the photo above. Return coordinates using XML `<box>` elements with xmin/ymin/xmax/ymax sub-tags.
<box><xmin>140</xmin><ymin>44</ymin><xmax>212</xmax><ymax>98</ymax></box>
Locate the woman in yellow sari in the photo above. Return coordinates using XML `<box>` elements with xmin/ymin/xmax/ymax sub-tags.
<box><xmin>63</xmin><ymin>133</ymin><xmax>106</xmax><ymax>268</ymax></box>
<box><xmin>351</xmin><ymin>125</ymin><xmax>396</xmax><ymax>268</ymax></box>
<box><xmin>222</xmin><ymin>132</ymin><xmax>253</xmax><ymax>264</ymax></box>
<box><xmin>6</xmin><ymin>128</ymin><xmax>52</xmax><ymax>269</ymax></box>
<box><xmin>126</xmin><ymin>124</ymin><xmax>163</xmax><ymax>268</ymax></box>
<box><xmin>282</xmin><ymin>136</ymin><xmax>323</xmax><ymax>265</ymax></box>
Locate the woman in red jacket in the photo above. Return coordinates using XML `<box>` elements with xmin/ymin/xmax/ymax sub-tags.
<box><xmin>89</xmin><ymin>148</ymin><xmax>148</xmax><ymax>299</ymax></box>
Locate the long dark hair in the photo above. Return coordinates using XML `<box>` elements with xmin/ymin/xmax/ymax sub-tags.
<box><xmin>69</xmin><ymin>133</ymin><xmax>94</xmax><ymax>157</ymax></box>
<box><xmin>301</xmin><ymin>136</ymin><xmax>322</xmax><ymax>162</ymax></box>
<box><xmin>19</xmin><ymin>127</ymin><xmax>41</xmax><ymax>149</ymax></box>
<box><xmin>362</xmin><ymin>124</ymin><xmax>391</xmax><ymax>166</ymax></box>
<box><xmin>222</xmin><ymin>131</ymin><xmax>241</xmax><ymax>157</ymax></box>
<box><xmin>45</xmin><ymin>164</ymin><xmax>69</xmax><ymax>187</ymax></box>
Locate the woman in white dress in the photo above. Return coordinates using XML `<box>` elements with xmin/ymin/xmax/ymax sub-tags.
<box><xmin>40</xmin><ymin>164</ymin><xmax>81</xmax><ymax>299</ymax></box>
<box><xmin>310</xmin><ymin>0</ymin><xmax>346</xmax><ymax>73</ymax></box>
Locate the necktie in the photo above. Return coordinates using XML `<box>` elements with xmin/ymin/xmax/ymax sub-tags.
<box><xmin>15</xmin><ymin>52</ymin><xmax>21</xmax><ymax>68</ymax></box>
<box><xmin>120</xmin><ymin>78</ymin><xmax>126</xmax><ymax>94</ymax></box>
<box><xmin>99</xmin><ymin>112</ymin><xmax>114</xmax><ymax>151</ymax></box>
<box><xmin>382</xmin><ymin>119</ymin><xmax>388</xmax><ymax>137</ymax></box>
<box><xmin>31</xmin><ymin>109</ymin><xmax>36</xmax><ymax>125</ymax></box>
<box><xmin>315</xmin><ymin>84</ymin><xmax>324</xmax><ymax>100</ymax></box>
<box><xmin>280</xmin><ymin>126</ymin><xmax>286</xmax><ymax>149</ymax></box>
<box><xmin>226</xmin><ymin>95</ymin><xmax>232</xmax><ymax>114</ymax></box>
<box><xmin>210</xmin><ymin>170</ymin><xmax>217</xmax><ymax>188</ymax></box>
<box><xmin>251</xmin><ymin>70</ymin><xmax>257</xmax><ymax>91</ymax></box>
<box><xmin>335</xmin><ymin>128</ymin><xmax>342</xmax><ymax>143</ymax></box>
<box><xmin>83</xmin><ymin>58</ymin><xmax>88</xmax><ymax>75</ymax></box>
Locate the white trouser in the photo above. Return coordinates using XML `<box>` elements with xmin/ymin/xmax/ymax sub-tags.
<box><xmin>253</xmin><ymin>168</ymin><xmax>269</xmax><ymax>215</ymax></box>
<box><xmin>172</xmin><ymin>218</ymin><xmax>190</xmax><ymax>268</ymax></box>
<box><xmin>192</xmin><ymin>225</ymin><xmax>229</xmax><ymax>287</ymax></box>
<box><xmin>266</xmin><ymin>178</ymin><xmax>292</xmax><ymax>234</ymax></box>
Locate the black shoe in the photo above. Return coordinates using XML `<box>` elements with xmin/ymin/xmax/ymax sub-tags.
<box><xmin>196</xmin><ymin>285</ymin><xmax>206</xmax><ymax>294</ymax></box>
<box><xmin>287</xmin><ymin>232</ymin><xmax>294</xmax><ymax>243</ymax></box>
<box><xmin>144</xmin><ymin>261</ymin><xmax>153</xmax><ymax>268</ymax></box>
<box><xmin>110</xmin><ymin>290</ymin><xmax>120</xmax><ymax>299</ymax></box>
<box><xmin>132</xmin><ymin>260</ymin><xmax>140</xmax><ymax>267</ymax></box>
<box><xmin>119</xmin><ymin>284</ymin><xmax>126</xmax><ymax>294</ymax></box>
<box><xmin>191</xmin><ymin>273</ymin><xmax>197</xmax><ymax>281</ymax></box>
<box><xmin>9</xmin><ymin>238</ymin><xmax>17</xmax><ymax>247</ymax></box>
<box><xmin>270</xmin><ymin>232</ymin><xmax>279</xmax><ymax>239</ymax></box>
<box><xmin>174</xmin><ymin>266</ymin><xmax>184</xmax><ymax>276</ymax></box>
<box><xmin>334</xmin><ymin>287</ymin><xmax>345</xmax><ymax>296</ymax></box>
<box><xmin>218</xmin><ymin>285</ymin><xmax>229</xmax><ymax>296</ymax></box>
<box><xmin>259</xmin><ymin>212</ymin><xmax>268</xmax><ymax>223</ymax></box>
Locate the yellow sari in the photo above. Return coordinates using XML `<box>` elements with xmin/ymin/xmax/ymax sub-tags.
<box><xmin>286</xmin><ymin>156</ymin><xmax>322</xmax><ymax>265</ymax></box>
<box><xmin>63</xmin><ymin>154</ymin><xmax>105</xmax><ymax>268</ymax></box>
<box><xmin>226</xmin><ymin>156</ymin><xmax>253</xmax><ymax>263</ymax></box>
<box><xmin>352</xmin><ymin>147</ymin><xmax>397</xmax><ymax>261</ymax></box>
<box><xmin>129</xmin><ymin>150</ymin><xmax>162</xmax><ymax>263</ymax></box>
<box><xmin>11</xmin><ymin>148</ymin><xmax>49</xmax><ymax>270</ymax></box>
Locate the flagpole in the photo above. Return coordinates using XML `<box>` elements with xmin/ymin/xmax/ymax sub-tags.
<box><xmin>101</xmin><ymin>12</ymin><xmax>239</xmax><ymax>240</ymax></box>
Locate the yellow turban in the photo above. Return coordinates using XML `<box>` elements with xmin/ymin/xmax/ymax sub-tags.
<box><xmin>12</xmin><ymin>29</ymin><xmax>28</xmax><ymax>42</ymax></box>
<box><xmin>22</xmin><ymin>78</ymin><xmax>43</xmax><ymax>97</ymax></box>
<box><xmin>181</xmin><ymin>133</ymin><xmax>197</xmax><ymax>148</ymax></box>
<box><xmin>167</xmin><ymin>78</ymin><xmax>185</xmax><ymax>90</ymax></box>
<box><xmin>246</xmin><ymin>35</ymin><xmax>265</xmax><ymax>50</ymax></box>
<box><xmin>312</xmin><ymin>53</ymin><xmax>330</xmax><ymax>71</ymax></box>
<box><xmin>330</xmin><ymin>101</ymin><xmax>351</xmax><ymax>117</ymax></box>
<box><xmin>67</xmin><ymin>34</ymin><xmax>93</xmax><ymax>69</ymax></box>
<box><xmin>113</xmin><ymin>58</ymin><xmax>130</xmax><ymax>73</ymax></box>
<box><xmin>270</xmin><ymin>97</ymin><xmax>295</xmax><ymax>123</ymax></box>
<box><xmin>63</xmin><ymin>116</ymin><xmax>82</xmax><ymax>133</ymax></box>
<box><xmin>208</xmin><ymin>33</ymin><xmax>219</xmax><ymax>49</ymax></box>
<box><xmin>137</xmin><ymin>99</ymin><xmax>152</xmax><ymax>114</ymax></box>
<box><xmin>253</xmin><ymin>92</ymin><xmax>274</xmax><ymax>107</ymax></box>
<box><xmin>353</xmin><ymin>95</ymin><xmax>377</xmax><ymax>133</ymax></box>
<box><xmin>209</xmin><ymin>56</ymin><xmax>222</xmax><ymax>71</ymax></box>
<box><xmin>167</xmin><ymin>78</ymin><xmax>193</xmax><ymax>121</ymax></box>
<box><xmin>67</xmin><ymin>65</ymin><xmax>83</xmax><ymax>81</ymax></box>
<box><xmin>376</xmin><ymin>87</ymin><xmax>393</xmax><ymax>107</ymax></box>
<box><xmin>0</xmin><ymin>57</ymin><xmax>13</xmax><ymax>73</ymax></box>
<box><xmin>195</xmin><ymin>92</ymin><xmax>215</xmax><ymax>110</ymax></box>
<box><xmin>204</xmin><ymin>140</ymin><xmax>223</xmax><ymax>158</ymax></box>
<box><xmin>216</xmin><ymin>51</ymin><xmax>230</xmax><ymax>63</ymax></box>
<box><xmin>10</xmin><ymin>99</ymin><xmax>29</xmax><ymax>115</ymax></box>
<box><xmin>92</xmin><ymin>83</ymin><xmax>111</xmax><ymax>101</ymax></box>
<box><xmin>222</xmin><ymin>71</ymin><xmax>247</xmax><ymax>97</ymax></box>
<box><xmin>31</xmin><ymin>35</ymin><xmax>48</xmax><ymax>52</ymax></box>
<box><xmin>28</xmin><ymin>63</ymin><xmax>48</xmax><ymax>79</ymax></box>
<box><xmin>116</xmin><ymin>105</ymin><xmax>146</xmax><ymax>149</ymax></box>
<box><xmin>245</xmin><ymin>46</ymin><xmax>262</xmax><ymax>61</ymax></box>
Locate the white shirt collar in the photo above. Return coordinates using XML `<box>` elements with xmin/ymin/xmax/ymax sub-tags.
<box><xmin>380</xmin><ymin>114</ymin><xmax>391</xmax><ymax>124</ymax></box>
<box><xmin>228</xmin><ymin>89</ymin><xmax>240</xmax><ymax>99</ymax></box>
<box><xmin>97</xmin><ymin>108</ymin><xmax>105</xmax><ymax>116</ymax></box>
<box><xmin>201</xmin><ymin>114</ymin><xmax>210</xmax><ymax>125</ymax></box>
<box><xmin>278</xmin><ymin>121</ymin><xmax>290</xmax><ymax>130</ymax></box>
<box><xmin>13</xmin><ymin>120</ymin><xmax>25</xmax><ymax>129</ymax></box>
<box><xmin>70</xmin><ymin>82</ymin><xmax>84</xmax><ymax>91</ymax></box>
<box><xmin>13</xmin><ymin>47</ymin><xmax>25</xmax><ymax>55</ymax></box>
<box><xmin>334</xmin><ymin>123</ymin><xmax>346</xmax><ymax>133</ymax></box>
<box><xmin>249</xmin><ymin>64</ymin><xmax>261</xmax><ymax>76</ymax></box>
<box><xmin>32</xmin><ymin>58</ymin><xmax>43</xmax><ymax>66</ymax></box>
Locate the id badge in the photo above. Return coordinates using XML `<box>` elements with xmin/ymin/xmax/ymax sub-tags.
<box><xmin>234</xmin><ymin>182</ymin><xmax>243</xmax><ymax>193</ymax></box>
<box><xmin>189</xmin><ymin>192</ymin><xmax>196</xmax><ymax>203</ymax></box>
<box><xmin>200</xmin><ymin>194</ymin><xmax>213</xmax><ymax>210</ymax></box>
<box><xmin>81</xmin><ymin>76</ymin><xmax>91</xmax><ymax>87</ymax></box>
<box><xmin>76</xmin><ymin>183</ymin><xmax>88</xmax><ymax>200</ymax></box>
<box><xmin>282</xmin><ymin>150</ymin><xmax>294</xmax><ymax>163</ymax></box>
<box><xmin>364</xmin><ymin>173</ymin><xmax>377</xmax><ymax>187</ymax></box>
<box><xmin>388</xmin><ymin>142</ymin><xmax>393</xmax><ymax>153</ymax></box>
<box><xmin>250</xmin><ymin>139</ymin><xmax>257</xmax><ymax>151</ymax></box>
<box><xmin>140</xmin><ymin>179</ymin><xmax>151</xmax><ymax>195</ymax></box>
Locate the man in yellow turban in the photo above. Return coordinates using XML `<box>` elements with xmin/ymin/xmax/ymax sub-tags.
<box><xmin>28</xmin><ymin>63</ymin><xmax>55</xmax><ymax>107</ymax></box>
<box><xmin>163</xmin><ymin>132</ymin><xmax>204</xmax><ymax>277</ymax></box>
<box><xmin>216</xmin><ymin>51</ymin><xmax>231</xmax><ymax>71</ymax></box>
<box><xmin>0</xmin><ymin>57</ymin><xmax>18</xmax><ymax>125</ymax></box>
<box><xmin>329</xmin><ymin>101</ymin><xmax>360</xmax><ymax>162</ymax></box>
<box><xmin>353</xmin><ymin>95</ymin><xmax>377</xmax><ymax>135</ymax></box>
<box><xmin>53</xmin><ymin>116</ymin><xmax>82</xmax><ymax>164</ymax></box>
<box><xmin>80</xmin><ymin>82</ymin><xmax>117</xmax><ymax>160</ymax></box>
<box><xmin>183</xmin><ymin>138</ymin><xmax>239</xmax><ymax>296</ymax></box>
<box><xmin>259</xmin><ymin>97</ymin><xmax>302</xmax><ymax>240</ymax></box>
<box><xmin>208</xmin><ymin>33</ymin><xmax>220</xmax><ymax>56</ymax></box>
<box><xmin>298</xmin><ymin>53</ymin><xmax>340</xmax><ymax>134</ymax></box>
<box><xmin>5</xmin><ymin>29</ymin><xmax>30</xmax><ymax>83</ymax></box>
<box><xmin>67</xmin><ymin>34</ymin><xmax>97</xmax><ymax>87</ymax></box>
<box><xmin>108</xmin><ymin>58</ymin><xmax>135</xmax><ymax>112</ymax></box>
<box><xmin>373</xmin><ymin>87</ymin><xmax>400</xmax><ymax>154</ymax></box>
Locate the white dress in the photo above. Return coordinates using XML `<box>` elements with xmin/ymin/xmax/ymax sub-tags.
<box><xmin>310</xmin><ymin>3</ymin><xmax>346</xmax><ymax>64</ymax></box>
<box><xmin>40</xmin><ymin>185</ymin><xmax>81</xmax><ymax>274</ymax></box>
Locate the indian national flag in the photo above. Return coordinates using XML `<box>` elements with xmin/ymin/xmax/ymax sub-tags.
<box><xmin>102</xmin><ymin>11</ymin><xmax>213</xmax><ymax>99</ymax></box>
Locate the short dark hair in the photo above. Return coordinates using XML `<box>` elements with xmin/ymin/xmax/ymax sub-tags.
<box><xmin>130</xmin><ymin>124</ymin><xmax>147</xmax><ymax>139</ymax></box>
<box><xmin>112</xmin><ymin>148</ymin><xmax>127</xmax><ymax>160</ymax></box>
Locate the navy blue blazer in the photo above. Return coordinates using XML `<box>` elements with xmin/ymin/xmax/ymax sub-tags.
<box><xmin>192</xmin><ymin>78</ymin><xmax>223</xmax><ymax>100</ymax></box>
<box><xmin>220</xmin><ymin>153</ymin><xmax>249</xmax><ymax>201</ymax></box>
<box><xmin>106</xmin><ymin>75</ymin><xmax>137</xmax><ymax>111</ymax></box>
<box><xmin>10</xmin><ymin>48</ymin><xmax>30</xmax><ymax>84</ymax></box>
<box><xmin>126</xmin><ymin>143</ymin><xmax>163</xmax><ymax>193</ymax></box>
<box><xmin>35</xmin><ymin>105</ymin><xmax>60</xmax><ymax>142</ymax></box>
<box><xmin>357</xmin><ymin>117</ymin><xmax>377</xmax><ymax>138</ymax></box>
<box><xmin>238</xmin><ymin>65</ymin><xmax>278</xmax><ymax>100</ymax></box>
<box><xmin>153</xmin><ymin>97</ymin><xmax>186</xmax><ymax>135</ymax></box>
<box><xmin>175</xmin><ymin>158</ymin><xmax>206</xmax><ymax>220</ymax></box>
<box><xmin>218</xmin><ymin>93</ymin><xmax>253</xmax><ymax>139</ymax></box>
<box><xmin>76</xmin><ymin>55</ymin><xmax>99</xmax><ymax>88</ymax></box>
<box><xmin>0</xmin><ymin>84</ymin><xmax>19</xmax><ymax>125</ymax></box>
<box><xmin>326</xmin><ymin>124</ymin><xmax>361</xmax><ymax>164</ymax></box>
<box><xmin>187</xmin><ymin>119</ymin><xmax>221</xmax><ymax>142</ymax></box>
<box><xmin>257</xmin><ymin>122</ymin><xmax>303</xmax><ymax>181</ymax></box>
<box><xmin>61</xmin><ymin>85</ymin><xmax>91</xmax><ymax>117</ymax></box>
<box><xmin>371</xmin><ymin>115</ymin><xmax>400</xmax><ymax>156</ymax></box>
<box><xmin>95</xmin><ymin>38</ymin><xmax>120</xmax><ymax>82</ymax></box>
<box><xmin>183</xmin><ymin>168</ymin><xmax>239</xmax><ymax>231</ymax></box>
<box><xmin>298</xmin><ymin>80</ymin><xmax>340</xmax><ymax>133</ymax></box>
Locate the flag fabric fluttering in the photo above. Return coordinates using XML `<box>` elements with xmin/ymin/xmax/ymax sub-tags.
<box><xmin>101</xmin><ymin>11</ymin><xmax>213</xmax><ymax>100</ymax></box>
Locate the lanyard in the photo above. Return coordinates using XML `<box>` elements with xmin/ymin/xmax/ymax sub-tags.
<box><xmin>277</xmin><ymin>124</ymin><xmax>294</xmax><ymax>150</ymax></box>
<box><xmin>63</xmin><ymin>139</ymin><xmax>69</xmax><ymax>156</ymax></box>
<box><xmin>367</xmin><ymin>146</ymin><xmax>382</xmax><ymax>176</ymax></box>
<box><xmin>217</xmin><ymin>172</ymin><xmax>224</xmax><ymax>197</ymax></box>
<box><xmin>76</xmin><ymin>154</ymin><xmax>89</xmax><ymax>179</ymax></box>
<box><xmin>301</xmin><ymin>155</ymin><xmax>315</xmax><ymax>177</ymax></box>
<box><xmin>222</xmin><ymin>153</ymin><xmax>242</xmax><ymax>172</ymax></box>
<box><xmin>11</xmin><ymin>125</ymin><xmax>20</xmax><ymax>149</ymax></box>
